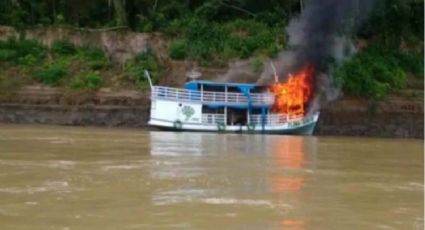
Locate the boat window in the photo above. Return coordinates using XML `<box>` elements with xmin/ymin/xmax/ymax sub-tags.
<box><xmin>250</xmin><ymin>86</ymin><xmax>268</xmax><ymax>93</ymax></box>
<box><xmin>227</xmin><ymin>87</ymin><xmax>242</xmax><ymax>93</ymax></box>
<box><xmin>250</xmin><ymin>108</ymin><xmax>263</xmax><ymax>115</ymax></box>
<box><xmin>202</xmin><ymin>85</ymin><xmax>225</xmax><ymax>92</ymax></box>
<box><xmin>202</xmin><ymin>106</ymin><xmax>224</xmax><ymax>114</ymax></box>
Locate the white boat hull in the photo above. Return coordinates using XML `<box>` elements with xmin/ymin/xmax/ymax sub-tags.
<box><xmin>148</xmin><ymin>85</ymin><xmax>320</xmax><ymax>136</ymax></box>
<box><xmin>148</xmin><ymin>113</ymin><xmax>319</xmax><ymax>135</ymax></box>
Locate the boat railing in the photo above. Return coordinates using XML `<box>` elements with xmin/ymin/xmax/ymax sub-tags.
<box><xmin>152</xmin><ymin>86</ymin><xmax>274</xmax><ymax>106</ymax></box>
<box><xmin>201</xmin><ymin>113</ymin><xmax>312</xmax><ymax>126</ymax></box>
<box><xmin>202</xmin><ymin>113</ymin><xmax>225</xmax><ymax>125</ymax></box>
<box><xmin>250</xmin><ymin>114</ymin><xmax>307</xmax><ymax>126</ymax></box>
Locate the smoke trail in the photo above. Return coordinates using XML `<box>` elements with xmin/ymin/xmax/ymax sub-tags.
<box><xmin>257</xmin><ymin>0</ymin><xmax>376</xmax><ymax>101</ymax></box>
<box><xmin>216</xmin><ymin>60</ymin><xmax>259</xmax><ymax>83</ymax></box>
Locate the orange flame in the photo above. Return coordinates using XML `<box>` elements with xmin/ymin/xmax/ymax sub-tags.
<box><xmin>269</xmin><ymin>65</ymin><xmax>314</xmax><ymax>118</ymax></box>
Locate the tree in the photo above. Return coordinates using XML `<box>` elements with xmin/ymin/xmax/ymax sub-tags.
<box><xmin>113</xmin><ymin>0</ymin><xmax>127</xmax><ymax>26</ymax></box>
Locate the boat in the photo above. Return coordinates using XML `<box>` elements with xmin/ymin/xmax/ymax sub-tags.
<box><xmin>145</xmin><ymin>70</ymin><xmax>319</xmax><ymax>135</ymax></box>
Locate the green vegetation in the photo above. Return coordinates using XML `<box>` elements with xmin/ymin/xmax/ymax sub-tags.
<box><xmin>126</xmin><ymin>49</ymin><xmax>161</xmax><ymax>89</ymax></box>
<box><xmin>33</xmin><ymin>62</ymin><xmax>68</xmax><ymax>86</ymax></box>
<box><xmin>51</xmin><ymin>40</ymin><xmax>77</xmax><ymax>56</ymax></box>
<box><xmin>0</xmin><ymin>36</ymin><xmax>110</xmax><ymax>90</ymax></box>
<box><xmin>0</xmin><ymin>37</ymin><xmax>46</xmax><ymax>66</ymax></box>
<box><xmin>334</xmin><ymin>0</ymin><xmax>423</xmax><ymax>99</ymax></box>
<box><xmin>76</xmin><ymin>46</ymin><xmax>110</xmax><ymax>70</ymax></box>
<box><xmin>168</xmin><ymin>39</ymin><xmax>187</xmax><ymax>60</ymax></box>
<box><xmin>335</xmin><ymin>48</ymin><xmax>406</xmax><ymax>99</ymax></box>
<box><xmin>0</xmin><ymin>1</ymin><xmax>296</xmax><ymax>29</ymax></box>
<box><xmin>0</xmin><ymin>0</ymin><xmax>423</xmax><ymax>99</ymax></box>
<box><xmin>0</xmin><ymin>35</ymin><xmax>164</xmax><ymax>91</ymax></box>
<box><xmin>0</xmin><ymin>0</ymin><xmax>289</xmax><ymax>65</ymax></box>
<box><xmin>71</xmin><ymin>72</ymin><xmax>103</xmax><ymax>90</ymax></box>
<box><xmin>251</xmin><ymin>56</ymin><xmax>265</xmax><ymax>74</ymax></box>
<box><xmin>166</xmin><ymin>18</ymin><xmax>283</xmax><ymax>65</ymax></box>
<box><xmin>335</xmin><ymin>45</ymin><xmax>423</xmax><ymax>99</ymax></box>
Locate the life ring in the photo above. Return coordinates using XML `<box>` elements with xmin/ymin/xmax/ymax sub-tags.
<box><xmin>173</xmin><ymin>120</ymin><xmax>183</xmax><ymax>129</ymax></box>
<box><xmin>247</xmin><ymin>123</ymin><xmax>256</xmax><ymax>132</ymax></box>
<box><xmin>216</xmin><ymin>122</ymin><xmax>226</xmax><ymax>132</ymax></box>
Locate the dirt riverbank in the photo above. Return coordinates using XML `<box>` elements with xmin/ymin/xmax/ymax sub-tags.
<box><xmin>0</xmin><ymin>85</ymin><xmax>422</xmax><ymax>138</ymax></box>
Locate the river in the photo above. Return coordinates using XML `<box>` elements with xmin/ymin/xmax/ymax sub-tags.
<box><xmin>0</xmin><ymin>124</ymin><xmax>423</xmax><ymax>229</ymax></box>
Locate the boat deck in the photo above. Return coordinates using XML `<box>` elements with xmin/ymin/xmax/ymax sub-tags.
<box><xmin>151</xmin><ymin>86</ymin><xmax>275</xmax><ymax>107</ymax></box>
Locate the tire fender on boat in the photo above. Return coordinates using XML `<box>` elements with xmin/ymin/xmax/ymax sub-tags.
<box><xmin>216</xmin><ymin>122</ymin><xmax>226</xmax><ymax>132</ymax></box>
<box><xmin>247</xmin><ymin>123</ymin><xmax>256</xmax><ymax>132</ymax></box>
<box><xmin>173</xmin><ymin>120</ymin><xmax>183</xmax><ymax>129</ymax></box>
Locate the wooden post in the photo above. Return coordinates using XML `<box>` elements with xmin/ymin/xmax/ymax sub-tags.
<box><xmin>224</xmin><ymin>86</ymin><xmax>228</xmax><ymax>125</ymax></box>
<box><xmin>201</xmin><ymin>84</ymin><xmax>204</xmax><ymax>102</ymax></box>
<box><xmin>247</xmin><ymin>110</ymin><xmax>250</xmax><ymax>125</ymax></box>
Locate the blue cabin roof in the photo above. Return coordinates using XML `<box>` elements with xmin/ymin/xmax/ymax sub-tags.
<box><xmin>183</xmin><ymin>80</ymin><xmax>269</xmax><ymax>109</ymax></box>
<box><xmin>184</xmin><ymin>80</ymin><xmax>258</xmax><ymax>91</ymax></box>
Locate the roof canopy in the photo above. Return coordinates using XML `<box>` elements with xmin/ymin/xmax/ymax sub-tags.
<box><xmin>184</xmin><ymin>80</ymin><xmax>259</xmax><ymax>91</ymax></box>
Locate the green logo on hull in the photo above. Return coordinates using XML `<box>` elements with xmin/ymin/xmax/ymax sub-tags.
<box><xmin>182</xmin><ymin>105</ymin><xmax>195</xmax><ymax>121</ymax></box>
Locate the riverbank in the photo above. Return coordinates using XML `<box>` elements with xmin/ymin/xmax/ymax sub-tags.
<box><xmin>0</xmin><ymin>85</ymin><xmax>422</xmax><ymax>138</ymax></box>
<box><xmin>0</xmin><ymin>25</ymin><xmax>423</xmax><ymax>138</ymax></box>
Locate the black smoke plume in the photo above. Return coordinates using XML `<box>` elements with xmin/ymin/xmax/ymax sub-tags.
<box><xmin>258</xmin><ymin>0</ymin><xmax>376</xmax><ymax>102</ymax></box>
<box><xmin>215</xmin><ymin>0</ymin><xmax>378</xmax><ymax>109</ymax></box>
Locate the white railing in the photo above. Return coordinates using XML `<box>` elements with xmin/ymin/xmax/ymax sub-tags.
<box><xmin>152</xmin><ymin>86</ymin><xmax>274</xmax><ymax>106</ymax></box>
<box><xmin>250</xmin><ymin>114</ymin><xmax>307</xmax><ymax>126</ymax></box>
<box><xmin>201</xmin><ymin>113</ymin><xmax>313</xmax><ymax>126</ymax></box>
<box><xmin>202</xmin><ymin>113</ymin><xmax>225</xmax><ymax>125</ymax></box>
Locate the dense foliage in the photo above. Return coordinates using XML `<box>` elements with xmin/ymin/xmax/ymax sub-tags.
<box><xmin>334</xmin><ymin>0</ymin><xmax>424</xmax><ymax>99</ymax></box>
<box><xmin>0</xmin><ymin>1</ymin><xmax>299</xmax><ymax>28</ymax></box>
<box><xmin>125</xmin><ymin>49</ymin><xmax>162</xmax><ymax>89</ymax></box>
<box><xmin>0</xmin><ymin>37</ymin><xmax>46</xmax><ymax>66</ymax></box>
<box><xmin>0</xmin><ymin>0</ymin><xmax>423</xmax><ymax>98</ymax></box>
<box><xmin>335</xmin><ymin>49</ymin><xmax>403</xmax><ymax>99</ymax></box>
<box><xmin>167</xmin><ymin>18</ymin><xmax>284</xmax><ymax>65</ymax></box>
<box><xmin>0</xmin><ymin>0</ymin><xmax>294</xmax><ymax>63</ymax></box>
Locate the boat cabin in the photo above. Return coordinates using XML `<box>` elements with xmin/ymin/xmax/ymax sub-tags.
<box><xmin>148</xmin><ymin>74</ymin><xmax>319</xmax><ymax>135</ymax></box>
<box><xmin>184</xmin><ymin>81</ymin><xmax>273</xmax><ymax>126</ymax></box>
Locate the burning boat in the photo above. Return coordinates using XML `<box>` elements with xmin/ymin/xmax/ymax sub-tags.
<box><xmin>145</xmin><ymin>66</ymin><xmax>319</xmax><ymax>135</ymax></box>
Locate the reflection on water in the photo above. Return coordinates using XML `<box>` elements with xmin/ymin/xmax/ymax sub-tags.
<box><xmin>149</xmin><ymin>132</ymin><xmax>315</xmax><ymax>229</ymax></box>
<box><xmin>270</xmin><ymin>137</ymin><xmax>312</xmax><ymax>230</ymax></box>
<box><xmin>271</xmin><ymin>137</ymin><xmax>307</xmax><ymax>193</ymax></box>
<box><xmin>273</xmin><ymin>137</ymin><xmax>307</xmax><ymax>169</ymax></box>
<box><xmin>0</xmin><ymin>125</ymin><xmax>423</xmax><ymax>230</ymax></box>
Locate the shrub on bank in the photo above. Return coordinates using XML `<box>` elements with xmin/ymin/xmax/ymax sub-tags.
<box><xmin>76</xmin><ymin>46</ymin><xmax>109</xmax><ymax>70</ymax></box>
<box><xmin>334</xmin><ymin>45</ymin><xmax>409</xmax><ymax>99</ymax></box>
<box><xmin>126</xmin><ymin>49</ymin><xmax>161</xmax><ymax>89</ymax></box>
<box><xmin>71</xmin><ymin>72</ymin><xmax>103</xmax><ymax>90</ymax></box>
<box><xmin>0</xmin><ymin>37</ymin><xmax>46</xmax><ymax>66</ymax></box>
<box><xmin>51</xmin><ymin>40</ymin><xmax>77</xmax><ymax>56</ymax></box>
<box><xmin>166</xmin><ymin>18</ymin><xmax>284</xmax><ymax>64</ymax></box>
<box><xmin>51</xmin><ymin>40</ymin><xmax>109</xmax><ymax>70</ymax></box>
<box><xmin>391</xmin><ymin>51</ymin><xmax>424</xmax><ymax>77</ymax></box>
<box><xmin>168</xmin><ymin>39</ymin><xmax>187</xmax><ymax>60</ymax></box>
<box><xmin>222</xmin><ymin>19</ymin><xmax>283</xmax><ymax>58</ymax></box>
<box><xmin>251</xmin><ymin>56</ymin><xmax>264</xmax><ymax>74</ymax></box>
<box><xmin>33</xmin><ymin>62</ymin><xmax>67</xmax><ymax>86</ymax></box>
<box><xmin>0</xmin><ymin>37</ymin><xmax>112</xmax><ymax>89</ymax></box>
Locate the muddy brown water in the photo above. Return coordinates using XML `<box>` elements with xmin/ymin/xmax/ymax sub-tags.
<box><xmin>0</xmin><ymin>124</ymin><xmax>423</xmax><ymax>230</ymax></box>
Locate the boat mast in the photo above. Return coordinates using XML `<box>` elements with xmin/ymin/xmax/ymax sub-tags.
<box><xmin>270</xmin><ymin>62</ymin><xmax>278</xmax><ymax>83</ymax></box>
<box><xmin>144</xmin><ymin>70</ymin><xmax>153</xmax><ymax>90</ymax></box>
<box><xmin>201</xmin><ymin>84</ymin><xmax>204</xmax><ymax>102</ymax></box>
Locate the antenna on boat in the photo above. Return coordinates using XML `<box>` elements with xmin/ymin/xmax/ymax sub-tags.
<box><xmin>270</xmin><ymin>62</ymin><xmax>279</xmax><ymax>83</ymax></box>
<box><xmin>144</xmin><ymin>70</ymin><xmax>153</xmax><ymax>90</ymax></box>
<box><xmin>186</xmin><ymin>68</ymin><xmax>202</xmax><ymax>81</ymax></box>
